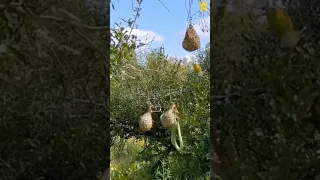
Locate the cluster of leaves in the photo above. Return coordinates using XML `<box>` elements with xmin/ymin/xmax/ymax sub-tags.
<box><xmin>211</xmin><ymin>0</ymin><xmax>320</xmax><ymax>179</ymax></box>
<box><xmin>195</xmin><ymin>43</ymin><xmax>210</xmax><ymax>72</ymax></box>
<box><xmin>112</xmin><ymin>160</ymin><xmax>153</xmax><ymax>180</ymax></box>
<box><xmin>0</xmin><ymin>0</ymin><xmax>108</xmax><ymax>179</ymax></box>
<box><xmin>110</xmin><ymin>137</ymin><xmax>153</xmax><ymax>180</ymax></box>
<box><xmin>110</xmin><ymin>0</ymin><xmax>147</xmax><ymax>75</ymax></box>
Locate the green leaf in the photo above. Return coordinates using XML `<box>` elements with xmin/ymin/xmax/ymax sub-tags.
<box><xmin>298</xmin><ymin>86</ymin><xmax>311</xmax><ymax>104</ymax></box>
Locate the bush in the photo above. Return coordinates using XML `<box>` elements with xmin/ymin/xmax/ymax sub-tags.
<box><xmin>211</xmin><ymin>0</ymin><xmax>320</xmax><ymax>179</ymax></box>
<box><xmin>0</xmin><ymin>1</ymin><xmax>108</xmax><ymax>179</ymax></box>
<box><xmin>111</xmin><ymin>45</ymin><xmax>210</xmax><ymax>179</ymax></box>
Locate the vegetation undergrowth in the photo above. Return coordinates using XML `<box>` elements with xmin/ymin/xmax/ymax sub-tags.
<box><xmin>110</xmin><ymin>1</ymin><xmax>210</xmax><ymax>179</ymax></box>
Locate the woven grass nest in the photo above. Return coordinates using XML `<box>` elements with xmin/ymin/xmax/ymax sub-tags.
<box><xmin>160</xmin><ymin>103</ymin><xmax>178</xmax><ymax>128</ymax></box>
<box><xmin>182</xmin><ymin>24</ymin><xmax>201</xmax><ymax>52</ymax></box>
<box><xmin>139</xmin><ymin>105</ymin><xmax>153</xmax><ymax>132</ymax></box>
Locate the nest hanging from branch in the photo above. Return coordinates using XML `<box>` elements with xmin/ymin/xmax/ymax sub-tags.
<box><xmin>182</xmin><ymin>24</ymin><xmax>201</xmax><ymax>52</ymax></box>
<box><xmin>160</xmin><ymin>103</ymin><xmax>178</xmax><ymax>128</ymax></box>
<box><xmin>139</xmin><ymin>105</ymin><xmax>153</xmax><ymax>132</ymax></box>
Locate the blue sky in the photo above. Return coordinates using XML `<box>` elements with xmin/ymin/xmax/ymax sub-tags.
<box><xmin>110</xmin><ymin>0</ymin><xmax>210</xmax><ymax>61</ymax></box>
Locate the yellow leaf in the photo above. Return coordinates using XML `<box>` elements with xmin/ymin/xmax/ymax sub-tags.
<box><xmin>267</xmin><ymin>7</ymin><xmax>293</xmax><ymax>37</ymax></box>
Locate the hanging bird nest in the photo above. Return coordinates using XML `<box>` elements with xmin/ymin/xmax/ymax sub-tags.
<box><xmin>139</xmin><ymin>105</ymin><xmax>153</xmax><ymax>132</ymax></box>
<box><xmin>160</xmin><ymin>103</ymin><xmax>178</xmax><ymax>128</ymax></box>
<box><xmin>182</xmin><ymin>24</ymin><xmax>201</xmax><ymax>52</ymax></box>
<box><xmin>160</xmin><ymin>102</ymin><xmax>184</xmax><ymax>151</ymax></box>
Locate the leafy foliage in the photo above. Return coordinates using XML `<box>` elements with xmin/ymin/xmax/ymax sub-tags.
<box><xmin>111</xmin><ymin>47</ymin><xmax>210</xmax><ymax>179</ymax></box>
<box><xmin>0</xmin><ymin>0</ymin><xmax>108</xmax><ymax>179</ymax></box>
<box><xmin>211</xmin><ymin>0</ymin><xmax>320</xmax><ymax>179</ymax></box>
<box><xmin>110</xmin><ymin>1</ymin><xmax>211</xmax><ymax>177</ymax></box>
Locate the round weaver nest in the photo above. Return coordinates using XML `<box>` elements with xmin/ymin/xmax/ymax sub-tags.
<box><xmin>139</xmin><ymin>106</ymin><xmax>153</xmax><ymax>132</ymax></box>
<box><xmin>160</xmin><ymin>103</ymin><xmax>178</xmax><ymax>128</ymax></box>
<box><xmin>182</xmin><ymin>24</ymin><xmax>201</xmax><ymax>52</ymax></box>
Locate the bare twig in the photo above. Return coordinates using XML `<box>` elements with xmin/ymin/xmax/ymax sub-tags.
<box><xmin>157</xmin><ymin>0</ymin><xmax>170</xmax><ymax>12</ymax></box>
<box><xmin>31</xmin><ymin>13</ymin><xmax>108</xmax><ymax>30</ymax></box>
<box><xmin>47</xmin><ymin>45</ymin><xmax>66</xmax><ymax>74</ymax></box>
<box><xmin>126</xmin><ymin>1</ymin><xmax>142</xmax><ymax>45</ymax></box>
<box><xmin>66</xmin><ymin>97</ymin><xmax>108</xmax><ymax>111</ymax></box>
<box><xmin>74</xmin><ymin>29</ymin><xmax>108</xmax><ymax>59</ymax></box>
<box><xmin>3</xmin><ymin>3</ymin><xmax>108</xmax><ymax>30</ymax></box>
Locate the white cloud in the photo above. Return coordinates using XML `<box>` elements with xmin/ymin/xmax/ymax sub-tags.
<box><xmin>180</xmin><ymin>16</ymin><xmax>210</xmax><ymax>39</ymax></box>
<box><xmin>125</xmin><ymin>28</ymin><xmax>164</xmax><ymax>43</ymax></box>
<box><xmin>166</xmin><ymin>54</ymin><xmax>192</xmax><ymax>62</ymax></box>
<box><xmin>126</xmin><ymin>28</ymin><xmax>165</xmax><ymax>53</ymax></box>
<box><xmin>183</xmin><ymin>54</ymin><xmax>199</xmax><ymax>67</ymax></box>
<box><xmin>111</xmin><ymin>27</ymin><xmax>164</xmax><ymax>53</ymax></box>
<box><xmin>184</xmin><ymin>54</ymin><xmax>192</xmax><ymax>62</ymax></box>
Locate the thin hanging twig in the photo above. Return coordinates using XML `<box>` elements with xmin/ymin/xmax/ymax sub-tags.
<box><xmin>185</xmin><ymin>0</ymin><xmax>193</xmax><ymax>23</ymax></box>
<box><xmin>157</xmin><ymin>0</ymin><xmax>170</xmax><ymax>12</ymax></box>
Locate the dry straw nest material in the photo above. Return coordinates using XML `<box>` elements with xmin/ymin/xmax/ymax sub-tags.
<box><xmin>182</xmin><ymin>24</ymin><xmax>201</xmax><ymax>52</ymax></box>
<box><xmin>139</xmin><ymin>106</ymin><xmax>153</xmax><ymax>132</ymax></box>
<box><xmin>160</xmin><ymin>103</ymin><xmax>178</xmax><ymax>128</ymax></box>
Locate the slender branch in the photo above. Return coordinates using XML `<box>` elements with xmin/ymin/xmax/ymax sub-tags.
<box><xmin>75</xmin><ymin>29</ymin><xmax>108</xmax><ymax>59</ymax></box>
<box><xmin>66</xmin><ymin>97</ymin><xmax>108</xmax><ymax>111</ymax></box>
<box><xmin>2</xmin><ymin>3</ymin><xmax>108</xmax><ymax>30</ymax></box>
<box><xmin>127</xmin><ymin>2</ymin><xmax>142</xmax><ymax>44</ymax></box>
<box><xmin>157</xmin><ymin>0</ymin><xmax>170</xmax><ymax>12</ymax></box>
